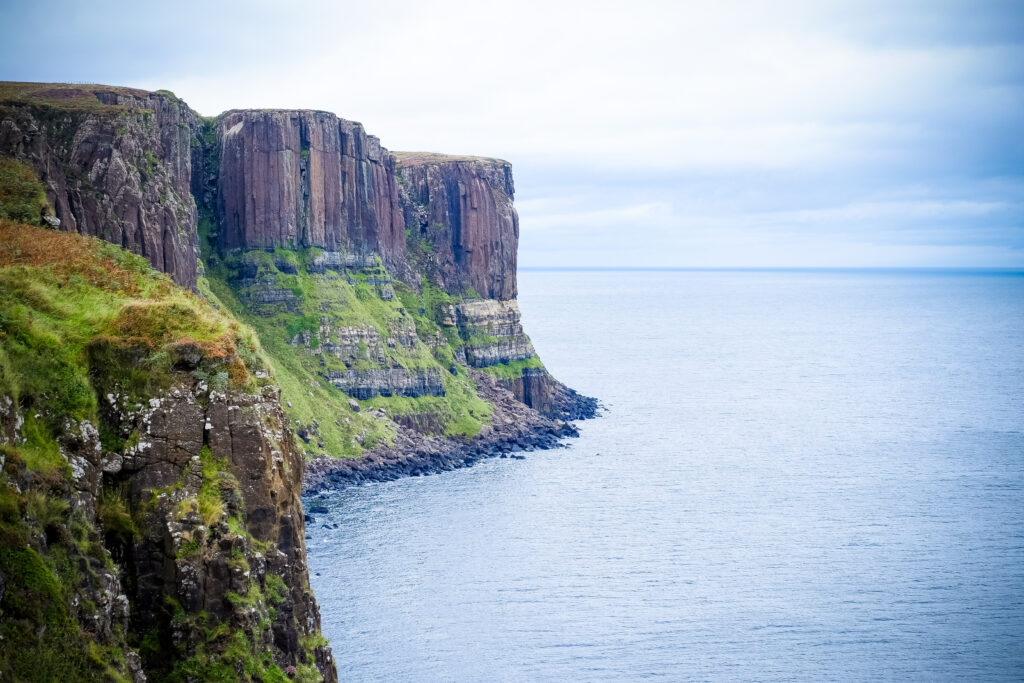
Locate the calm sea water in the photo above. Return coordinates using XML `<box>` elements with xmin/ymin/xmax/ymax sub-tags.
<box><xmin>306</xmin><ymin>270</ymin><xmax>1024</xmax><ymax>681</ymax></box>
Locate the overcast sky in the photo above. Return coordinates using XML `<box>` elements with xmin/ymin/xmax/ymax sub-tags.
<box><xmin>2</xmin><ymin>0</ymin><xmax>1022</xmax><ymax>267</ymax></box>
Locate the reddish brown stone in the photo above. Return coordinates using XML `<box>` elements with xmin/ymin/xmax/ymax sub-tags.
<box><xmin>216</xmin><ymin>109</ymin><xmax>405</xmax><ymax>272</ymax></box>
<box><xmin>396</xmin><ymin>152</ymin><xmax>519</xmax><ymax>300</ymax></box>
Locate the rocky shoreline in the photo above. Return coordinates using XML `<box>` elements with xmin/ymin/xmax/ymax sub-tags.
<box><xmin>0</xmin><ymin>80</ymin><xmax>598</xmax><ymax>681</ymax></box>
<box><xmin>303</xmin><ymin>371</ymin><xmax>598</xmax><ymax>495</ymax></box>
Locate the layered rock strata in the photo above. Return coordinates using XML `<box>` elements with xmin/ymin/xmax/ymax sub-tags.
<box><xmin>457</xmin><ymin>298</ymin><xmax>536</xmax><ymax>367</ymax></box>
<box><xmin>303</xmin><ymin>371</ymin><xmax>576</xmax><ymax>492</ymax></box>
<box><xmin>393</xmin><ymin>152</ymin><xmax>597</xmax><ymax>419</ymax></box>
<box><xmin>325</xmin><ymin>368</ymin><xmax>445</xmax><ymax>400</ymax></box>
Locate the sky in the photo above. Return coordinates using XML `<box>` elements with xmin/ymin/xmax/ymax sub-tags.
<box><xmin>2</xmin><ymin>0</ymin><xmax>1022</xmax><ymax>267</ymax></box>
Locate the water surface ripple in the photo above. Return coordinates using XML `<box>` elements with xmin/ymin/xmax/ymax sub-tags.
<box><xmin>307</xmin><ymin>270</ymin><xmax>1024</xmax><ymax>681</ymax></box>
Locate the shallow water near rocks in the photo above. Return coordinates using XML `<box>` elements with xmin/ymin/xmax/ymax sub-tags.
<box><xmin>306</xmin><ymin>270</ymin><xmax>1024</xmax><ymax>681</ymax></box>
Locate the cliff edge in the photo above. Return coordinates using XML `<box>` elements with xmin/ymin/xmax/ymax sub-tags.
<box><xmin>0</xmin><ymin>82</ymin><xmax>596</xmax><ymax>679</ymax></box>
<box><xmin>0</xmin><ymin>82</ymin><xmax>199</xmax><ymax>289</ymax></box>
<box><xmin>0</xmin><ymin>221</ymin><xmax>335</xmax><ymax>681</ymax></box>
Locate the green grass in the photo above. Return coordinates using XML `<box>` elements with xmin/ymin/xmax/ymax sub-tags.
<box><xmin>165</xmin><ymin>626</ymin><xmax>291</xmax><ymax>683</ymax></box>
<box><xmin>478</xmin><ymin>355</ymin><xmax>546</xmax><ymax>380</ymax></box>
<box><xmin>464</xmin><ymin>331</ymin><xmax>501</xmax><ymax>346</ymax></box>
<box><xmin>0</xmin><ymin>81</ymin><xmax>143</xmax><ymax>113</ymax></box>
<box><xmin>0</xmin><ymin>157</ymin><xmax>51</xmax><ymax>225</ymax></box>
<box><xmin>366</xmin><ymin>366</ymin><xmax>493</xmax><ymax>438</ymax></box>
<box><xmin>201</xmin><ymin>266</ymin><xmax>393</xmax><ymax>457</ymax></box>
<box><xmin>0</xmin><ymin>468</ymin><xmax>134</xmax><ymax>681</ymax></box>
<box><xmin>198</xmin><ymin>445</ymin><xmax>233</xmax><ymax>525</ymax></box>
<box><xmin>199</xmin><ymin>235</ymin><xmax>496</xmax><ymax>452</ymax></box>
<box><xmin>98</xmin><ymin>490</ymin><xmax>139</xmax><ymax>543</ymax></box>
<box><xmin>0</xmin><ymin>222</ymin><xmax>260</xmax><ymax>477</ymax></box>
<box><xmin>392</xmin><ymin>151</ymin><xmax>508</xmax><ymax>166</ymax></box>
<box><xmin>173</xmin><ymin>444</ymin><xmax>234</xmax><ymax>528</ymax></box>
<box><xmin>0</xmin><ymin>221</ymin><xmax>323</xmax><ymax>681</ymax></box>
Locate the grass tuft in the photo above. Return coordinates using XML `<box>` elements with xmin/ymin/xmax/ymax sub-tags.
<box><xmin>0</xmin><ymin>157</ymin><xmax>51</xmax><ymax>225</ymax></box>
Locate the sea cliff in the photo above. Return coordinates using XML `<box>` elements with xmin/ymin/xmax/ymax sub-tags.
<box><xmin>0</xmin><ymin>222</ymin><xmax>334</xmax><ymax>681</ymax></box>
<box><xmin>0</xmin><ymin>81</ymin><xmax>595</xmax><ymax>680</ymax></box>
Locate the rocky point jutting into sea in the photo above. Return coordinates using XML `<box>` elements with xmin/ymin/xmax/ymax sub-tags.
<box><xmin>0</xmin><ymin>81</ymin><xmax>595</xmax><ymax>681</ymax></box>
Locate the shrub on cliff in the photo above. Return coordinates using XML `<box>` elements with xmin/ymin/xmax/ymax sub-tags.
<box><xmin>0</xmin><ymin>158</ymin><xmax>50</xmax><ymax>225</ymax></box>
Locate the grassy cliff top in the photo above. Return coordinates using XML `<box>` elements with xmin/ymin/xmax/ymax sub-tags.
<box><xmin>392</xmin><ymin>151</ymin><xmax>509</xmax><ymax>167</ymax></box>
<box><xmin>219</xmin><ymin>108</ymin><xmax>357</xmax><ymax>119</ymax></box>
<box><xmin>0</xmin><ymin>220</ymin><xmax>276</xmax><ymax>680</ymax></box>
<box><xmin>0</xmin><ymin>220</ymin><xmax>267</xmax><ymax>469</ymax></box>
<box><xmin>0</xmin><ymin>81</ymin><xmax>178</xmax><ymax>113</ymax></box>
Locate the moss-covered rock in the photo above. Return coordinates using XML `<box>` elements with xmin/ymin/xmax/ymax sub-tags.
<box><xmin>0</xmin><ymin>221</ymin><xmax>335</xmax><ymax>682</ymax></box>
<box><xmin>199</xmin><ymin>240</ymin><xmax>499</xmax><ymax>459</ymax></box>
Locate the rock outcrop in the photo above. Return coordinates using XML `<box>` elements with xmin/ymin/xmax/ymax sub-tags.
<box><xmin>387</xmin><ymin>152</ymin><xmax>600</xmax><ymax>419</ymax></box>
<box><xmin>396</xmin><ymin>152</ymin><xmax>519</xmax><ymax>300</ymax></box>
<box><xmin>103</xmin><ymin>380</ymin><xmax>336</xmax><ymax>681</ymax></box>
<box><xmin>215</xmin><ymin>109</ymin><xmax>406</xmax><ymax>274</ymax></box>
<box><xmin>457</xmin><ymin>298</ymin><xmax>537</xmax><ymax>367</ymax></box>
<box><xmin>325</xmin><ymin>367</ymin><xmax>445</xmax><ymax>400</ymax></box>
<box><xmin>0</xmin><ymin>82</ymin><xmax>199</xmax><ymax>288</ymax></box>
<box><xmin>500</xmin><ymin>367</ymin><xmax>600</xmax><ymax>422</ymax></box>
<box><xmin>303</xmin><ymin>370</ymin><xmax>578</xmax><ymax>492</ymax></box>
<box><xmin>0</xmin><ymin>222</ymin><xmax>334</xmax><ymax>681</ymax></box>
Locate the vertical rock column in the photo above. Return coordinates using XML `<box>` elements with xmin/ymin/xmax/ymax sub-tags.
<box><xmin>215</xmin><ymin>109</ymin><xmax>405</xmax><ymax>271</ymax></box>
<box><xmin>395</xmin><ymin>152</ymin><xmax>519</xmax><ymax>300</ymax></box>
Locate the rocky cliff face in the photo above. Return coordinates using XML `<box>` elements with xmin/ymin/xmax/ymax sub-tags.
<box><xmin>396</xmin><ymin>152</ymin><xmax>518</xmax><ymax>301</ymax></box>
<box><xmin>103</xmin><ymin>380</ymin><xmax>334</xmax><ymax>682</ymax></box>
<box><xmin>215</xmin><ymin>109</ymin><xmax>406</xmax><ymax>275</ymax></box>
<box><xmin>197</xmin><ymin>113</ymin><xmax>593</xmax><ymax>442</ymax></box>
<box><xmin>0</xmin><ymin>222</ymin><xmax>334</xmax><ymax>681</ymax></box>
<box><xmin>456</xmin><ymin>298</ymin><xmax>537</xmax><ymax>367</ymax></box>
<box><xmin>0</xmin><ymin>82</ymin><xmax>199</xmax><ymax>288</ymax></box>
<box><xmin>393</xmin><ymin>153</ymin><xmax>595</xmax><ymax>419</ymax></box>
<box><xmin>0</xmin><ymin>82</ymin><xmax>597</xmax><ymax>678</ymax></box>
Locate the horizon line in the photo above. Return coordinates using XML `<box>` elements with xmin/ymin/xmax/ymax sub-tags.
<box><xmin>519</xmin><ymin>266</ymin><xmax>1024</xmax><ymax>274</ymax></box>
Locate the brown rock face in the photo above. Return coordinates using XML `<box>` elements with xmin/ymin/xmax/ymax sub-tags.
<box><xmin>0</xmin><ymin>82</ymin><xmax>199</xmax><ymax>288</ymax></box>
<box><xmin>103</xmin><ymin>379</ymin><xmax>337</xmax><ymax>681</ymax></box>
<box><xmin>216</xmin><ymin>110</ymin><xmax>405</xmax><ymax>272</ymax></box>
<box><xmin>396</xmin><ymin>152</ymin><xmax>519</xmax><ymax>300</ymax></box>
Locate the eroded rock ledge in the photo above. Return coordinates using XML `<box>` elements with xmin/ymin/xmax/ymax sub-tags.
<box><xmin>303</xmin><ymin>371</ymin><xmax>596</xmax><ymax>493</ymax></box>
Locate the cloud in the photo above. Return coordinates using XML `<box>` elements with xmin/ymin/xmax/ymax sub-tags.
<box><xmin>1</xmin><ymin>0</ymin><xmax>1021</xmax><ymax>265</ymax></box>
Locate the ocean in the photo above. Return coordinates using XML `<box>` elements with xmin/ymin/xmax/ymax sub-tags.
<box><xmin>306</xmin><ymin>269</ymin><xmax>1024</xmax><ymax>681</ymax></box>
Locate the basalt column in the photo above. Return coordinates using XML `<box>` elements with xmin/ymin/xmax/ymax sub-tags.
<box><xmin>216</xmin><ymin>109</ymin><xmax>406</xmax><ymax>273</ymax></box>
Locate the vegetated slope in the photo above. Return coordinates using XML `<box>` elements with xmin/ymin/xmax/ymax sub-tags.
<box><xmin>0</xmin><ymin>80</ymin><xmax>600</xmax><ymax>680</ymax></box>
<box><xmin>0</xmin><ymin>218</ymin><xmax>335</xmax><ymax>682</ymax></box>
<box><xmin>193</xmin><ymin>113</ymin><xmax>596</xmax><ymax>477</ymax></box>
<box><xmin>0</xmin><ymin>78</ymin><xmax>597</xmax><ymax>475</ymax></box>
